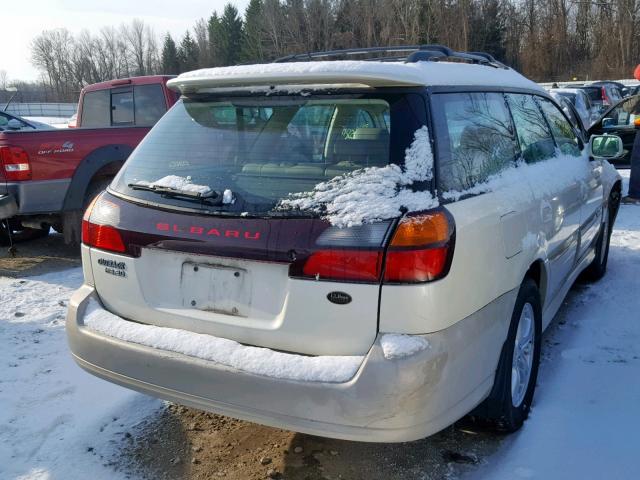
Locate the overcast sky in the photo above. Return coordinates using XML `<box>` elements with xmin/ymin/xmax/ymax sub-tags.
<box><xmin>1</xmin><ymin>0</ymin><xmax>249</xmax><ymax>82</ymax></box>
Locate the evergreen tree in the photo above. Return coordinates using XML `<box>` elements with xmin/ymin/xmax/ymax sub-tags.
<box><xmin>241</xmin><ymin>0</ymin><xmax>264</xmax><ymax>62</ymax></box>
<box><xmin>208</xmin><ymin>12</ymin><xmax>223</xmax><ymax>66</ymax></box>
<box><xmin>178</xmin><ymin>31</ymin><xmax>200</xmax><ymax>72</ymax></box>
<box><xmin>160</xmin><ymin>33</ymin><xmax>180</xmax><ymax>74</ymax></box>
<box><xmin>215</xmin><ymin>4</ymin><xmax>243</xmax><ymax>66</ymax></box>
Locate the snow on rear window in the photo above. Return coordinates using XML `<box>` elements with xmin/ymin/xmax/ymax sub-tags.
<box><xmin>278</xmin><ymin>125</ymin><xmax>438</xmax><ymax>227</ymax></box>
<box><xmin>136</xmin><ymin>175</ymin><xmax>213</xmax><ymax>196</ymax></box>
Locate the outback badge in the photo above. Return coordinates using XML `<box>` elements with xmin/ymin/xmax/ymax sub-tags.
<box><xmin>327</xmin><ymin>291</ymin><xmax>352</xmax><ymax>305</ymax></box>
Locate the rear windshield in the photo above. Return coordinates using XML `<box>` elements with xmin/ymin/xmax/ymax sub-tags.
<box><xmin>557</xmin><ymin>92</ymin><xmax>576</xmax><ymax>104</ymax></box>
<box><xmin>112</xmin><ymin>92</ymin><xmax>426</xmax><ymax>215</ymax></box>
<box><xmin>581</xmin><ymin>87</ymin><xmax>601</xmax><ymax>101</ymax></box>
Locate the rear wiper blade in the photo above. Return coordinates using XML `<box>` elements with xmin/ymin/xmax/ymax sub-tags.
<box><xmin>128</xmin><ymin>183</ymin><xmax>220</xmax><ymax>201</ymax></box>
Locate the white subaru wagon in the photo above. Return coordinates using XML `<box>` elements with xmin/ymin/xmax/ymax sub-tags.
<box><xmin>67</xmin><ymin>46</ymin><xmax>623</xmax><ymax>442</ymax></box>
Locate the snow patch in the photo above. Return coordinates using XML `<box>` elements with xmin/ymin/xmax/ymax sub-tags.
<box><xmin>380</xmin><ymin>334</ymin><xmax>430</xmax><ymax>359</ymax></box>
<box><xmin>442</xmin><ymin>152</ymin><xmax>592</xmax><ymax>204</ymax></box>
<box><xmin>83</xmin><ymin>299</ymin><xmax>363</xmax><ymax>383</ymax></box>
<box><xmin>171</xmin><ymin>60</ymin><xmax>542</xmax><ymax>92</ymax></box>
<box><xmin>222</xmin><ymin>188</ymin><xmax>234</xmax><ymax>204</ymax></box>
<box><xmin>278</xmin><ymin>126</ymin><xmax>438</xmax><ymax>227</ymax></box>
<box><xmin>136</xmin><ymin>175</ymin><xmax>212</xmax><ymax>196</ymax></box>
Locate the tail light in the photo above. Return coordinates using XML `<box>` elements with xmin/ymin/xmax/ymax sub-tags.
<box><xmin>0</xmin><ymin>146</ymin><xmax>32</xmax><ymax>181</ymax></box>
<box><xmin>601</xmin><ymin>87</ymin><xmax>610</xmax><ymax>107</ymax></box>
<box><xmin>383</xmin><ymin>210</ymin><xmax>454</xmax><ymax>283</ymax></box>
<box><xmin>291</xmin><ymin>208</ymin><xmax>455</xmax><ymax>284</ymax></box>
<box><xmin>82</xmin><ymin>193</ymin><xmax>127</xmax><ymax>254</ymax></box>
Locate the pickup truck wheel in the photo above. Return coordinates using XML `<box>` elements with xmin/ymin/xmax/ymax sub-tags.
<box><xmin>64</xmin><ymin>178</ymin><xmax>112</xmax><ymax>245</ymax></box>
<box><xmin>471</xmin><ymin>278</ymin><xmax>542</xmax><ymax>432</ymax></box>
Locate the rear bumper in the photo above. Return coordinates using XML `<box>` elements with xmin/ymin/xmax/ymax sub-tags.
<box><xmin>0</xmin><ymin>193</ymin><xmax>18</xmax><ymax>220</ymax></box>
<box><xmin>67</xmin><ymin>285</ymin><xmax>514</xmax><ymax>442</ymax></box>
<box><xmin>3</xmin><ymin>179</ymin><xmax>71</xmax><ymax>215</ymax></box>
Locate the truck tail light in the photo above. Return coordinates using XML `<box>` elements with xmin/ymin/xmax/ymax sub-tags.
<box><xmin>291</xmin><ymin>208</ymin><xmax>455</xmax><ymax>284</ymax></box>
<box><xmin>0</xmin><ymin>146</ymin><xmax>32</xmax><ymax>181</ymax></box>
<box><xmin>82</xmin><ymin>193</ymin><xmax>126</xmax><ymax>253</ymax></box>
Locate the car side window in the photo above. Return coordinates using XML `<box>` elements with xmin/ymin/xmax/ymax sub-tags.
<box><xmin>81</xmin><ymin>90</ymin><xmax>111</xmax><ymax>128</ymax></box>
<box><xmin>536</xmin><ymin>97</ymin><xmax>582</xmax><ymax>156</ymax></box>
<box><xmin>432</xmin><ymin>92</ymin><xmax>519</xmax><ymax>192</ymax></box>
<box><xmin>506</xmin><ymin>94</ymin><xmax>555</xmax><ymax>163</ymax></box>
<box><xmin>602</xmin><ymin>96</ymin><xmax>640</xmax><ymax>128</ymax></box>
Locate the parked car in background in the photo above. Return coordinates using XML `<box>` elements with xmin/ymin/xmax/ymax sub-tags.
<box><xmin>549</xmin><ymin>88</ymin><xmax>598</xmax><ymax>128</ymax></box>
<box><xmin>580</xmin><ymin>83</ymin><xmax>623</xmax><ymax>114</ymax></box>
<box><xmin>590</xmin><ymin>81</ymin><xmax>628</xmax><ymax>98</ymax></box>
<box><xmin>0</xmin><ymin>111</ymin><xmax>54</xmax><ymax>131</ymax></box>
<box><xmin>68</xmin><ymin>45</ymin><xmax>623</xmax><ymax>443</ymax></box>
<box><xmin>589</xmin><ymin>95</ymin><xmax>640</xmax><ymax>167</ymax></box>
<box><xmin>0</xmin><ymin>75</ymin><xmax>178</xmax><ymax>244</ymax></box>
<box><xmin>626</xmin><ymin>84</ymin><xmax>640</xmax><ymax>97</ymax></box>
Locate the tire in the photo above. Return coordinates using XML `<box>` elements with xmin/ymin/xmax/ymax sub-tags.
<box><xmin>64</xmin><ymin>178</ymin><xmax>112</xmax><ymax>245</ymax></box>
<box><xmin>473</xmin><ymin>278</ymin><xmax>542</xmax><ymax>432</ymax></box>
<box><xmin>0</xmin><ymin>220</ymin><xmax>10</xmax><ymax>247</ymax></box>
<box><xmin>581</xmin><ymin>205</ymin><xmax>611</xmax><ymax>282</ymax></box>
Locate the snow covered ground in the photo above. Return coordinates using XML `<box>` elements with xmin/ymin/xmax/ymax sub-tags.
<box><xmin>468</xmin><ymin>203</ymin><xmax>640</xmax><ymax>479</ymax></box>
<box><xmin>0</xmin><ymin>269</ymin><xmax>162</xmax><ymax>480</ymax></box>
<box><xmin>0</xmin><ymin>201</ymin><xmax>638</xmax><ymax>479</ymax></box>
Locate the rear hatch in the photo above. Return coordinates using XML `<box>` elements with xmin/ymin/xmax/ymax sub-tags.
<box><xmin>85</xmin><ymin>90</ymin><xmax>429</xmax><ymax>356</ymax></box>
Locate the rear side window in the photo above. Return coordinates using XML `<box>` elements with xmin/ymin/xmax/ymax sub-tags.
<box><xmin>134</xmin><ymin>84</ymin><xmax>167</xmax><ymax>126</ymax></box>
<box><xmin>111</xmin><ymin>89</ymin><xmax>134</xmax><ymax>125</ymax></box>
<box><xmin>506</xmin><ymin>94</ymin><xmax>555</xmax><ymax>163</ymax></box>
<box><xmin>81</xmin><ymin>90</ymin><xmax>111</xmax><ymax>128</ymax></box>
<box><xmin>536</xmin><ymin>97</ymin><xmax>581</xmax><ymax>156</ymax></box>
<box><xmin>432</xmin><ymin>92</ymin><xmax>519</xmax><ymax>192</ymax></box>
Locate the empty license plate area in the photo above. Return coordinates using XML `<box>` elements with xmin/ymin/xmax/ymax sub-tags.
<box><xmin>181</xmin><ymin>262</ymin><xmax>252</xmax><ymax>317</ymax></box>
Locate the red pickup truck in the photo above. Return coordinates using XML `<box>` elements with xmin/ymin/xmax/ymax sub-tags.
<box><xmin>0</xmin><ymin>75</ymin><xmax>178</xmax><ymax>244</ymax></box>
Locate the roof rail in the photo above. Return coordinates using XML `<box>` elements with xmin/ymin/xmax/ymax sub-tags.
<box><xmin>273</xmin><ymin>45</ymin><xmax>508</xmax><ymax>69</ymax></box>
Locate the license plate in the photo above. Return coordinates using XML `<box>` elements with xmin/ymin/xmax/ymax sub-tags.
<box><xmin>181</xmin><ymin>262</ymin><xmax>252</xmax><ymax>317</ymax></box>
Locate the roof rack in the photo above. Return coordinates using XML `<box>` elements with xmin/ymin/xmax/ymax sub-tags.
<box><xmin>273</xmin><ymin>45</ymin><xmax>508</xmax><ymax>69</ymax></box>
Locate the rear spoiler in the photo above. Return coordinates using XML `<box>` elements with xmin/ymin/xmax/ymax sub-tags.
<box><xmin>166</xmin><ymin>63</ymin><xmax>427</xmax><ymax>94</ymax></box>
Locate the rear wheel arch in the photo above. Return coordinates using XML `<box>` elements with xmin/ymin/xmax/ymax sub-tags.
<box><xmin>61</xmin><ymin>144</ymin><xmax>133</xmax><ymax>212</ymax></box>
<box><xmin>609</xmin><ymin>180</ymin><xmax>622</xmax><ymax>220</ymax></box>
<box><xmin>524</xmin><ymin>259</ymin><xmax>547</xmax><ymax>311</ymax></box>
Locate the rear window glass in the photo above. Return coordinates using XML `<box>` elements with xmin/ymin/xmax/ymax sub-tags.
<box><xmin>112</xmin><ymin>90</ymin><xmax>134</xmax><ymax>124</ymax></box>
<box><xmin>81</xmin><ymin>90</ymin><xmax>111</xmax><ymax>128</ymax></box>
<box><xmin>431</xmin><ymin>92</ymin><xmax>519</xmax><ymax>192</ymax></box>
<box><xmin>134</xmin><ymin>84</ymin><xmax>167</xmax><ymax>126</ymax></box>
<box><xmin>112</xmin><ymin>93</ymin><xmax>425</xmax><ymax>215</ymax></box>
<box><xmin>582</xmin><ymin>87</ymin><xmax>601</xmax><ymax>102</ymax></box>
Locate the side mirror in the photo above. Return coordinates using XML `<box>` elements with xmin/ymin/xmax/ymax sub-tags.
<box><xmin>589</xmin><ymin>134</ymin><xmax>623</xmax><ymax>159</ymax></box>
<box><xmin>602</xmin><ymin>118</ymin><xmax>615</xmax><ymax>128</ymax></box>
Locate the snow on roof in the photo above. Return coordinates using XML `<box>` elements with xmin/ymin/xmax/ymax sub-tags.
<box><xmin>549</xmin><ymin>88</ymin><xmax>584</xmax><ymax>94</ymax></box>
<box><xmin>167</xmin><ymin>60</ymin><xmax>543</xmax><ymax>93</ymax></box>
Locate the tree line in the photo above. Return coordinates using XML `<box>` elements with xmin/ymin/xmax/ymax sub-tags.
<box><xmin>20</xmin><ymin>0</ymin><xmax>640</xmax><ymax>102</ymax></box>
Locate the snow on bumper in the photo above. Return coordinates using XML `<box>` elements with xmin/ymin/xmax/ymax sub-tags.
<box><xmin>66</xmin><ymin>285</ymin><xmax>510</xmax><ymax>442</ymax></box>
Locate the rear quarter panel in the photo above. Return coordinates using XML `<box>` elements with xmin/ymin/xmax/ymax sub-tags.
<box><xmin>0</xmin><ymin>127</ymin><xmax>151</xmax><ymax>181</ymax></box>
